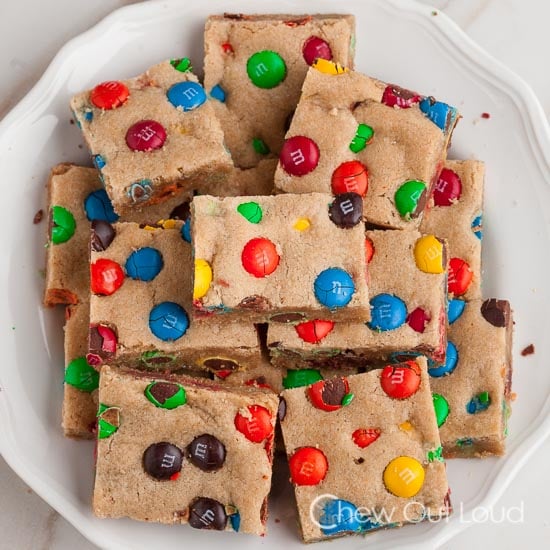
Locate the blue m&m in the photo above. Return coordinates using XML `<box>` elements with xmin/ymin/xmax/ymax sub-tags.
<box><xmin>419</xmin><ymin>97</ymin><xmax>457</xmax><ymax>131</ymax></box>
<box><xmin>428</xmin><ymin>341</ymin><xmax>458</xmax><ymax>377</ymax></box>
<box><xmin>181</xmin><ymin>218</ymin><xmax>191</xmax><ymax>243</ymax></box>
<box><xmin>84</xmin><ymin>189</ymin><xmax>119</xmax><ymax>222</ymax></box>
<box><xmin>314</xmin><ymin>268</ymin><xmax>355</xmax><ymax>308</ymax></box>
<box><xmin>149</xmin><ymin>302</ymin><xmax>189</xmax><ymax>341</ymax></box>
<box><xmin>318</xmin><ymin>498</ymin><xmax>366</xmax><ymax>536</ymax></box>
<box><xmin>125</xmin><ymin>247</ymin><xmax>163</xmax><ymax>281</ymax></box>
<box><xmin>167</xmin><ymin>82</ymin><xmax>207</xmax><ymax>111</ymax></box>
<box><xmin>447</xmin><ymin>299</ymin><xmax>466</xmax><ymax>324</ymax></box>
<box><xmin>367</xmin><ymin>293</ymin><xmax>407</xmax><ymax>331</ymax></box>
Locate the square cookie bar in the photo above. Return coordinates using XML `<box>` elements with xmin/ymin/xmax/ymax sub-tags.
<box><xmin>279</xmin><ymin>357</ymin><xmax>450</xmax><ymax>542</ymax></box>
<box><xmin>89</xmin><ymin>221</ymin><xmax>261</xmax><ymax>373</ymax></box>
<box><xmin>93</xmin><ymin>366</ymin><xmax>278</xmax><ymax>535</ymax></box>
<box><xmin>274</xmin><ymin>67</ymin><xmax>459</xmax><ymax>229</ymax></box>
<box><xmin>268</xmin><ymin>229</ymin><xmax>447</xmax><ymax>368</ymax></box>
<box><xmin>204</xmin><ymin>14</ymin><xmax>355</xmax><ymax>169</ymax></box>
<box><xmin>70</xmin><ymin>60</ymin><xmax>232</xmax><ymax>217</ymax></box>
<box><xmin>429</xmin><ymin>299</ymin><xmax>513</xmax><ymax>457</ymax></box>
<box><xmin>420</xmin><ymin>159</ymin><xmax>484</xmax><ymax>300</ymax></box>
<box><xmin>191</xmin><ymin>193</ymin><xmax>370</xmax><ymax>323</ymax></box>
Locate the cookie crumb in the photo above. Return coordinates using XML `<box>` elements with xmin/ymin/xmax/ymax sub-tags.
<box><xmin>70</xmin><ymin>118</ymin><xmax>75</xmax><ymax>124</ymax></box>
<box><xmin>521</xmin><ymin>344</ymin><xmax>535</xmax><ymax>356</ymax></box>
<box><xmin>481</xmin><ymin>112</ymin><xmax>491</xmax><ymax>119</ymax></box>
<box><xmin>275</xmin><ymin>518</ymin><xmax>281</xmax><ymax>523</ymax></box>
<box><xmin>33</xmin><ymin>209</ymin><xmax>44</xmax><ymax>224</ymax></box>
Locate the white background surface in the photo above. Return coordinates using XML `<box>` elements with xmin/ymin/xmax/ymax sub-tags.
<box><xmin>1</xmin><ymin>0</ymin><xmax>549</xmax><ymax>548</ymax></box>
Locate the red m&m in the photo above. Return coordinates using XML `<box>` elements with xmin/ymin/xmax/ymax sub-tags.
<box><xmin>407</xmin><ymin>307</ymin><xmax>431</xmax><ymax>333</ymax></box>
<box><xmin>448</xmin><ymin>258</ymin><xmax>473</xmax><ymax>296</ymax></box>
<box><xmin>302</xmin><ymin>36</ymin><xmax>332</xmax><ymax>66</ymax></box>
<box><xmin>289</xmin><ymin>447</ymin><xmax>328</xmax><ymax>485</ymax></box>
<box><xmin>280</xmin><ymin>136</ymin><xmax>320</xmax><ymax>176</ymax></box>
<box><xmin>90</xmin><ymin>81</ymin><xmax>129</xmax><ymax>110</ymax></box>
<box><xmin>91</xmin><ymin>259</ymin><xmax>125</xmax><ymax>295</ymax></box>
<box><xmin>433</xmin><ymin>168</ymin><xmax>462</xmax><ymax>206</ymax></box>
<box><xmin>331</xmin><ymin>161</ymin><xmax>368</xmax><ymax>196</ymax></box>
<box><xmin>241</xmin><ymin>238</ymin><xmax>280</xmax><ymax>278</ymax></box>
<box><xmin>234</xmin><ymin>405</ymin><xmax>273</xmax><ymax>443</ymax></box>
<box><xmin>380</xmin><ymin>361</ymin><xmax>421</xmax><ymax>399</ymax></box>
<box><xmin>308</xmin><ymin>378</ymin><xmax>352</xmax><ymax>412</ymax></box>
<box><xmin>126</xmin><ymin>120</ymin><xmax>166</xmax><ymax>152</ymax></box>
<box><xmin>352</xmin><ymin>428</ymin><xmax>381</xmax><ymax>448</ymax></box>
<box><xmin>295</xmin><ymin>319</ymin><xmax>335</xmax><ymax>344</ymax></box>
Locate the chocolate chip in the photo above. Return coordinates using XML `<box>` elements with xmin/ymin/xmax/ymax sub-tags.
<box><xmin>202</xmin><ymin>358</ymin><xmax>239</xmax><ymax>372</ymax></box>
<box><xmin>321</xmin><ymin>378</ymin><xmax>348</xmax><ymax>406</ymax></box>
<box><xmin>33</xmin><ymin>209</ymin><xmax>43</xmax><ymax>224</ymax></box>
<box><xmin>187</xmin><ymin>434</ymin><xmax>226</xmax><ymax>471</ymax></box>
<box><xmin>142</xmin><ymin>442</ymin><xmax>183</xmax><ymax>480</ymax></box>
<box><xmin>269</xmin><ymin>312</ymin><xmax>306</xmax><ymax>323</ymax></box>
<box><xmin>169</xmin><ymin>201</ymin><xmax>190</xmax><ymax>221</ymax></box>
<box><xmin>329</xmin><ymin>193</ymin><xmax>363</xmax><ymax>228</ymax></box>
<box><xmin>481</xmin><ymin>299</ymin><xmax>510</xmax><ymax>327</ymax></box>
<box><xmin>278</xmin><ymin>398</ymin><xmax>287</xmax><ymax>422</ymax></box>
<box><xmin>354</xmin><ymin>457</ymin><xmax>365</xmax><ymax>464</ymax></box>
<box><xmin>91</xmin><ymin>220</ymin><xmax>115</xmax><ymax>251</ymax></box>
<box><xmin>188</xmin><ymin>497</ymin><xmax>227</xmax><ymax>530</ymax></box>
<box><xmin>238</xmin><ymin>295</ymin><xmax>271</xmax><ymax>311</ymax></box>
<box><xmin>149</xmin><ymin>382</ymin><xmax>180</xmax><ymax>404</ymax></box>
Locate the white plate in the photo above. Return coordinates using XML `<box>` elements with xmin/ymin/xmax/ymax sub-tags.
<box><xmin>1</xmin><ymin>0</ymin><xmax>549</xmax><ymax>548</ymax></box>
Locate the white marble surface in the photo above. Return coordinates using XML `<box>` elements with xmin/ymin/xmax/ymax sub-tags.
<box><xmin>1</xmin><ymin>0</ymin><xmax>549</xmax><ymax>548</ymax></box>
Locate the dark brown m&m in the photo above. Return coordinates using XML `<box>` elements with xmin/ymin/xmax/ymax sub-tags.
<box><xmin>188</xmin><ymin>497</ymin><xmax>227</xmax><ymax>530</ymax></box>
<box><xmin>187</xmin><ymin>434</ymin><xmax>226</xmax><ymax>472</ymax></box>
<box><xmin>142</xmin><ymin>442</ymin><xmax>183</xmax><ymax>480</ymax></box>
<box><xmin>481</xmin><ymin>299</ymin><xmax>510</xmax><ymax>327</ymax></box>
<box><xmin>329</xmin><ymin>192</ymin><xmax>363</xmax><ymax>228</ymax></box>
<box><xmin>90</xmin><ymin>220</ymin><xmax>115</xmax><ymax>252</ymax></box>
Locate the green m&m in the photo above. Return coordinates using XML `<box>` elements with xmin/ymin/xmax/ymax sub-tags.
<box><xmin>97</xmin><ymin>403</ymin><xmax>120</xmax><ymax>439</ymax></box>
<box><xmin>394</xmin><ymin>180</ymin><xmax>427</xmax><ymax>219</ymax></box>
<box><xmin>283</xmin><ymin>368</ymin><xmax>323</xmax><ymax>389</ymax></box>
<box><xmin>246</xmin><ymin>51</ymin><xmax>286</xmax><ymax>89</ymax></box>
<box><xmin>252</xmin><ymin>138</ymin><xmax>270</xmax><ymax>155</ymax></box>
<box><xmin>50</xmin><ymin>205</ymin><xmax>76</xmax><ymax>244</ymax></box>
<box><xmin>432</xmin><ymin>393</ymin><xmax>450</xmax><ymax>427</ymax></box>
<box><xmin>64</xmin><ymin>357</ymin><xmax>99</xmax><ymax>392</ymax></box>
<box><xmin>237</xmin><ymin>201</ymin><xmax>263</xmax><ymax>224</ymax></box>
<box><xmin>145</xmin><ymin>381</ymin><xmax>186</xmax><ymax>410</ymax></box>
<box><xmin>349</xmin><ymin>123</ymin><xmax>374</xmax><ymax>153</ymax></box>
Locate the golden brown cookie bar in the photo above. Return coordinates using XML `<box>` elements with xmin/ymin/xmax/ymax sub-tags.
<box><xmin>420</xmin><ymin>159</ymin><xmax>484</xmax><ymax>300</ymax></box>
<box><xmin>89</xmin><ymin>221</ymin><xmax>261</xmax><ymax>373</ymax></box>
<box><xmin>204</xmin><ymin>14</ymin><xmax>355</xmax><ymax>170</ymax></box>
<box><xmin>268</xmin><ymin>229</ymin><xmax>447</xmax><ymax>368</ymax></box>
<box><xmin>93</xmin><ymin>366</ymin><xmax>278</xmax><ymax>535</ymax></box>
<box><xmin>70</xmin><ymin>60</ymin><xmax>232</xmax><ymax>216</ymax></box>
<box><xmin>274</xmin><ymin>67</ymin><xmax>459</xmax><ymax>229</ymax></box>
<box><xmin>429</xmin><ymin>299</ymin><xmax>513</xmax><ymax>458</ymax></box>
<box><xmin>279</xmin><ymin>357</ymin><xmax>450</xmax><ymax>542</ymax></box>
<box><xmin>191</xmin><ymin>193</ymin><xmax>370</xmax><ymax>323</ymax></box>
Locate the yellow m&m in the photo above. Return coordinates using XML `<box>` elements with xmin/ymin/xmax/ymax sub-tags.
<box><xmin>193</xmin><ymin>259</ymin><xmax>212</xmax><ymax>300</ymax></box>
<box><xmin>312</xmin><ymin>58</ymin><xmax>348</xmax><ymax>75</ymax></box>
<box><xmin>414</xmin><ymin>235</ymin><xmax>445</xmax><ymax>274</ymax></box>
<box><xmin>383</xmin><ymin>456</ymin><xmax>425</xmax><ymax>498</ymax></box>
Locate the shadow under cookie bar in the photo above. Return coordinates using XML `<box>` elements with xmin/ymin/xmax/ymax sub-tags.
<box><xmin>279</xmin><ymin>357</ymin><xmax>450</xmax><ymax>542</ymax></box>
<box><xmin>429</xmin><ymin>299</ymin><xmax>513</xmax><ymax>458</ymax></box>
<box><xmin>420</xmin><ymin>159</ymin><xmax>484</xmax><ymax>301</ymax></box>
<box><xmin>93</xmin><ymin>365</ymin><xmax>278</xmax><ymax>535</ymax></box>
<box><xmin>268</xmin><ymin>229</ymin><xmax>448</xmax><ymax>368</ymax></box>
<box><xmin>191</xmin><ymin>193</ymin><xmax>370</xmax><ymax>324</ymax></box>
<box><xmin>70</xmin><ymin>60</ymin><xmax>232</xmax><ymax>217</ymax></box>
<box><xmin>89</xmin><ymin>221</ymin><xmax>261</xmax><ymax>373</ymax></box>
<box><xmin>274</xmin><ymin>67</ymin><xmax>459</xmax><ymax>229</ymax></box>
<box><xmin>204</xmin><ymin>13</ymin><xmax>355</xmax><ymax>170</ymax></box>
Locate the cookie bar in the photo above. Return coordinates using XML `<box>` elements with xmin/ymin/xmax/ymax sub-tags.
<box><xmin>70</xmin><ymin>60</ymin><xmax>232</xmax><ymax>217</ymax></box>
<box><xmin>204</xmin><ymin>14</ymin><xmax>355</xmax><ymax>170</ymax></box>
<box><xmin>279</xmin><ymin>357</ymin><xmax>450</xmax><ymax>542</ymax></box>
<box><xmin>268</xmin><ymin>229</ymin><xmax>447</xmax><ymax>368</ymax></box>
<box><xmin>420</xmin><ymin>159</ymin><xmax>484</xmax><ymax>300</ymax></box>
<box><xmin>89</xmin><ymin>221</ymin><xmax>261</xmax><ymax>373</ymax></box>
<box><xmin>429</xmin><ymin>299</ymin><xmax>513</xmax><ymax>457</ymax></box>
<box><xmin>191</xmin><ymin>193</ymin><xmax>370</xmax><ymax>323</ymax></box>
<box><xmin>274</xmin><ymin>67</ymin><xmax>459</xmax><ymax>229</ymax></box>
<box><xmin>93</xmin><ymin>365</ymin><xmax>278</xmax><ymax>535</ymax></box>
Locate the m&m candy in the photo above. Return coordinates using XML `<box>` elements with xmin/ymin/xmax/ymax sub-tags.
<box><xmin>125</xmin><ymin>247</ymin><xmax>163</xmax><ymax>281</ymax></box>
<box><xmin>448</xmin><ymin>258</ymin><xmax>473</xmax><ymax>296</ymax></box>
<box><xmin>90</xmin><ymin>81</ymin><xmax>129</xmax><ymax>110</ymax></box>
<box><xmin>84</xmin><ymin>189</ymin><xmax>119</xmax><ymax>223</ymax></box>
<box><xmin>167</xmin><ymin>81</ymin><xmax>207</xmax><ymax>111</ymax></box>
<box><xmin>433</xmin><ymin>168</ymin><xmax>462</xmax><ymax>206</ymax></box>
<box><xmin>64</xmin><ymin>357</ymin><xmax>99</xmax><ymax>392</ymax></box>
<box><xmin>466</xmin><ymin>391</ymin><xmax>491</xmax><ymax>414</ymax></box>
<box><xmin>283</xmin><ymin>369</ymin><xmax>323</xmax><ymax>389</ymax></box>
<box><xmin>308</xmin><ymin>377</ymin><xmax>352</xmax><ymax>412</ymax></box>
<box><xmin>237</xmin><ymin>201</ymin><xmax>263</xmax><ymax>224</ymax></box>
<box><xmin>447</xmin><ymin>298</ymin><xmax>466</xmax><ymax>324</ymax></box>
<box><xmin>383</xmin><ymin>456</ymin><xmax>425</xmax><ymax>497</ymax></box>
<box><xmin>302</xmin><ymin>36</ymin><xmax>332</xmax><ymax>66</ymax></box>
<box><xmin>187</xmin><ymin>434</ymin><xmax>226</xmax><ymax>472</ymax></box>
<box><xmin>188</xmin><ymin>497</ymin><xmax>228</xmax><ymax>530</ymax></box>
<box><xmin>329</xmin><ymin>193</ymin><xmax>363</xmax><ymax>228</ymax></box>
<box><xmin>142</xmin><ymin>442</ymin><xmax>183</xmax><ymax>480</ymax></box>
<box><xmin>381</xmin><ymin>84</ymin><xmax>421</xmax><ymax>108</ymax></box>
<box><xmin>414</xmin><ymin>235</ymin><xmax>445</xmax><ymax>273</ymax></box>
<box><xmin>193</xmin><ymin>259</ymin><xmax>213</xmax><ymax>299</ymax></box>
<box><xmin>380</xmin><ymin>361</ymin><xmax>421</xmax><ymax>399</ymax></box>
<box><xmin>126</xmin><ymin>120</ymin><xmax>166</xmax><ymax>152</ymax></box>
<box><xmin>97</xmin><ymin>404</ymin><xmax>120</xmax><ymax>439</ymax></box>
<box><xmin>91</xmin><ymin>220</ymin><xmax>115</xmax><ymax>252</ymax></box>
<box><xmin>394</xmin><ymin>180</ymin><xmax>427</xmax><ymax>219</ymax></box>
<box><xmin>428</xmin><ymin>341</ymin><xmax>458</xmax><ymax>377</ymax></box>
<box><xmin>145</xmin><ymin>381</ymin><xmax>186</xmax><ymax>410</ymax></box>
<box><xmin>234</xmin><ymin>405</ymin><xmax>273</xmax><ymax>443</ymax></box>
<box><xmin>318</xmin><ymin>498</ymin><xmax>366</xmax><ymax>536</ymax></box>
<box><xmin>280</xmin><ymin>135</ymin><xmax>320</xmax><ymax>176</ymax></box>
<box><xmin>289</xmin><ymin>447</ymin><xmax>328</xmax><ymax>485</ymax></box>
<box><xmin>241</xmin><ymin>238</ymin><xmax>280</xmax><ymax>278</ymax></box>
<box><xmin>433</xmin><ymin>393</ymin><xmax>450</xmax><ymax>427</ymax></box>
<box><xmin>367</xmin><ymin>293</ymin><xmax>407</xmax><ymax>332</ymax></box>
<box><xmin>295</xmin><ymin>319</ymin><xmax>335</xmax><ymax>344</ymax></box>
<box><xmin>91</xmin><ymin>258</ymin><xmax>125</xmax><ymax>295</ymax></box>
<box><xmin>314</xmin><ymin>268</ymin><xmax>355</xmax><ymax>308</ymax></box>
<box><xmin>407</xmin><ymin>307</ymin><xmax>431</xmax><ymax>333</ymax></box>
<box><xmin>148</xmin><ymin>302</ymin><xmax>189</xmax><ymax>341</ymax></box>
<box><xmin>246</xmin><ymin>50</ymin><xmax>287</xmax><ymax>88</ymax></box>
<box><xmin>331</xmin><ymin>161</ymin><xmax>368</xmax><ymax>196</ymax></box>
<box><xmin>50</xmin><ymin>205</ymin><xmax>76</xmax><ymax>244</ymax></box>
<box><xmin>352</xmin><ymin>428</ymin><xmax>381</xmax><ymax>448</ymax></box>
<box><xmin>349</xmin><ymin>123</ymin><xmax>374</xmax><ymax>153</ymax></box>
<box><xmin>419</xmin><ymin>97</ymin><xmax>457</xmax><ymax>131</ymax></box>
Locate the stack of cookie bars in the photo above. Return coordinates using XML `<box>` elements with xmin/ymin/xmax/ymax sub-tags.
<box><xmin>42</xmin><ymin>13</ymin><xmax>513</xmax><ymax>543</ymax></box>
